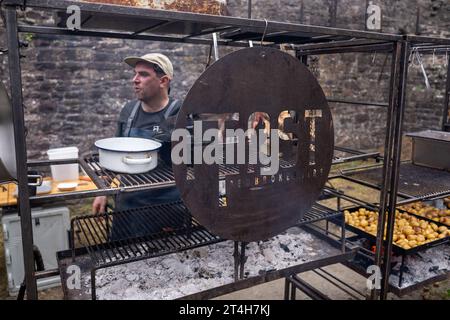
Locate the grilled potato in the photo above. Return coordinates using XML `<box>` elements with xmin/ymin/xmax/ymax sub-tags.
<box><xmin>344</xmin><ymin>207</ymin><xmax>449</xmax><ymax>250</ymax></box>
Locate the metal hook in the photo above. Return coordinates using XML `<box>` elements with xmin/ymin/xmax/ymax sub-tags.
<box><xmin>261</xmin><ymin>19</ymin><xmax>269</xmax><ymax>46</ymax></box>
<box><xmin>205</xmin><ymin>43</ymin><xmax>213</xmax><ymax>70</ymax></box>
<box><xmin>372</xmin><ymin>52</ymin><xmax>377</xmax><ymax>64</ymax></box>
<box><xmin>415</xmin><ymin>50</ymin><xmax>431</xmax><ymax>90</ymax></box>
<box><xmin>410</xmin><ymin>48</ymin><xmax>420</xmax><ymax>67</ymax></box>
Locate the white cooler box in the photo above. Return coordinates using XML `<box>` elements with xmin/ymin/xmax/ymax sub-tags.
<box><xmin>1</xmin><ymin>206</ymin><xmax>70</xmax><ymax>295</ymax></box>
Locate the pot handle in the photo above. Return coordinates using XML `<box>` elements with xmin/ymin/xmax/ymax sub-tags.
<box><xmin>27</xmin><ymin>174</ymin><xmax>43</xmax><ymax>187</ymax></box>
<box><xmin>122</xmin><ymin>155</ymin><xmax>153</xmax><ymax>165</ymax></box>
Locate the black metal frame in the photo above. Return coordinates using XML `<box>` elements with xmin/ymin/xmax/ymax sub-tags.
<box><xmin>3</xmin><ymin>0</ymin><xmax>450</xmax><ymax>300</ymax></box>
<box><xmin>295</xmin><ymin>39</ymin><xmax>410</xmax><ymax>300</ymax></box>
<box><xmin>284</xmin><ymin>269</ymin><xmax>367</xmax><ymax>300</ymax></box>
<box><xmin>58</xmin><ymin>216</ymin><xmax>355</xmax><ymax>300</ymax></box>
<box><xmin>1</xmin><ymin>148</ymin><xmax>380</xmax><ymax>208</ymax></box>
<box><xmin>67</xmin><ymin>199</ymin><xmax>343</xmax><ymax>300</ymax></box>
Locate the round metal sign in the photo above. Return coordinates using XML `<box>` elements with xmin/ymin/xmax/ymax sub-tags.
<box><xmin>173</xmin><ymin>47</ymin><xmax>333</xmax><ymax>242</ymax></box>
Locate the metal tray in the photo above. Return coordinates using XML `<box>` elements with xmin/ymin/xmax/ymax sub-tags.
<box><xmin>397</xmin><ymin>199</ymin><xmax>450</xmax><ymax>227</ymax></box>
<box><xmin>341</xmin><ymin>206</ymin><xmax>450</xmax><ymax>255</ymax></box>
<box><xmin>406</xmin><ymin>130</ymin><xmax>450</xmax><ymax>171</ymax></box>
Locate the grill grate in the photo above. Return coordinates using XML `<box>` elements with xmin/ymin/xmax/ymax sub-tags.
<box><xmin>84</xmin><ymin>148</ymin><xmax>368</xmax><ymax>194</ymax></box>
<box><xmin>71</xmin><ymin>201</ymin><xmax>222</xmax><ymax>267</ymax></box>
<box><xmin>84</xmin><ymin>154</ymin><xmax>303</xmax><ymax>192</ymax></box>
<box><xmin>345</xmin><ymin>163</ymin><xmax>450</xmax><ymax>199</ymax></box>
<box><xmin>298</xmin><ymin>204</ymin><xmax>342</xmax><ymax>225</ymax></box>
<box><xmin>71</xmin><ymin>201</ymin><xmax>340</xmax><ymax>268</ymax></box>
<box><xmin>84</xmin><ymin>154</ymin><xmax>176</xmax><ymax>190</ymax></box>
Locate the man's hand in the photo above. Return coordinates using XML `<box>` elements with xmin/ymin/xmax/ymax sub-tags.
<box><xmin>92</xmin><ymin>196</ymin><xmax>107</xmax><ymax>214</ymax></box>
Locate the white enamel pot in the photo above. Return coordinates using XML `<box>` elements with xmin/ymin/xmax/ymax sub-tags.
<box><xmin>95</xmin><ymin>137</ymin><xmax>162</xmax><ymax>174</ymax></box>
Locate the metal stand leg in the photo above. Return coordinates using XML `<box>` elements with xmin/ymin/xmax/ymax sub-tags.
<box><xmin>233</xmin><ymin>242</ymin><xmax>248</xmax><ymax>281</ymax></box>
<box><xmin>372</xmin><ymin>40</ymin><xmax>409</xmax><ymax>300</ymax></box>
<box><xmin>380</xmin><ymin>40</ymin><xmax>410</xmax><ymax>300</ymax></box>
<box><xmin>106</xmin><ymin>212</ymin><xmax>111</xmax><ymax>239</ymax></box>
<box><xmin>290</xmin><ymin>278</ymin><xmax>297</xmax><ymax>300</ymax></box>
<box><xmin>288</xmin><ymin>274</ymin><xmax>330</xmax><ymax>300</ymax></box>
<box><xmin>338</xmin><ymin>196</ymin><xmax>346</xmax><ymax>252</ymax></box>
<box><xmin>70</xmin><ymin>220</ymin><xmax>76</xmax><ymax>262</ymax></box>
<box><xmin>91</xmin><ymin>269</ymin><xmax>97</xmax><ymax>300</ymax></box>
<box><xmin>284</xmin><ymin>278</ymin><xmax>290</xmax><ymax>300</ymax></box>
<box><xmin>284</xmin><ymin>276</ymin><xmax>297</xmax><ymax>300</ymax></box>
<box><xmin>399</xmin><ymin>254</ymin><xmax>406</xmax><ymax>288</ymax></box>
<box><xmin>5</xmin><ymin>6</ymin><xmax>37</xmax><ymax>300</ymax></box>
<box><xmin>239</xmin><ymin>242</ymin><xmax>247</xmax><ymax>279</ymax></box>
<box><xmin>442</xmin><ymin>53</ymin><xmax>450</xmax><ymax>131</ymax></box>
<box><xmin>233</xmin><ymin>241</ymin><xmax>239</xmax><ymax>282</ymax></box>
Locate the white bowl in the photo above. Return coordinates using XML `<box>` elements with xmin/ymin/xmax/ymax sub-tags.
<box><xmin>57</xmin><ymin>182</ymin><xmax>78</xmax><ymax>192</ymax></box>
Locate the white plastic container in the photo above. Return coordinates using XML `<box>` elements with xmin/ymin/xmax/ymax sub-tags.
<box><xmin>46</xmin><ymin>147</ymin><xmax>79</xmax><ymax>182</ymax></box>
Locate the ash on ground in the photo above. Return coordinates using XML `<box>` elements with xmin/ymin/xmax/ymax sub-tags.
<box><xmin>83</xmin><ymin>227</ymin><xmax>338</xmax><ymax>300</ymax></box>
<box><xmin>389</xmin><ymin>245</ymin><xmax>450</xmax><ymax>288</ymax></box>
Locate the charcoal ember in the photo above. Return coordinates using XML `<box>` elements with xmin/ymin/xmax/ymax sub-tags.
<box><xmin>280</xmin><ymin>243</ymin><xmax>290</xmax><ymax>253</ymax></box>
<box><xmin>429</xmin><ymin>266</ymin><xmax>439</xmax><ymax>272</ymax></box>
<box><xmin>198</xmin><ymin>267</ymin><xmax>213</xmax><ymax>279</ymax></box>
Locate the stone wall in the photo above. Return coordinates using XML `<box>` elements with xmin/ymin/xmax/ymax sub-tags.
<box><xmin>0</xmin><ymin>0</ymin><xmax>449</xmax><ymax>158</ymax></box>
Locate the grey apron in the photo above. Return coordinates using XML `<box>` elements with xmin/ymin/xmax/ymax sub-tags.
<box><xmin>110</xmin><ymin>100</ymin><xmax>183</xmax><ymax>240</ymax></box>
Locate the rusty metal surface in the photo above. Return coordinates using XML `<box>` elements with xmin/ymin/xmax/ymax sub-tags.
<box><xmin>173</xmin><ymin>47</ymin><xmax>334</xmax><ymax>242</ymax></box>
<box><xmin>81</xmin><ymin>0</ymin><xmax>228</xmax><ymax>15</ymax></box>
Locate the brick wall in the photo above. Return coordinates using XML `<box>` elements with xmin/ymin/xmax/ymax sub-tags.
<box><xmin>0</xmin><ymin>0</ymin><xmax>449</xmax><ymax>157</ymax></box>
